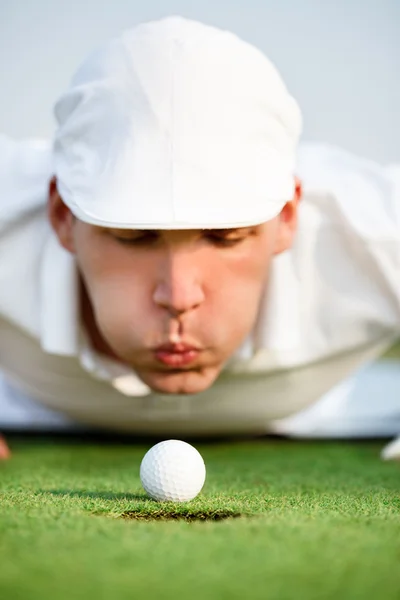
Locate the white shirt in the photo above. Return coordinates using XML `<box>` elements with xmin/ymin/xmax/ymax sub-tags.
<box><xmin>0</xmin><ymin>135</ymin><xmax>399</xmax><ymax>435</ymax></box>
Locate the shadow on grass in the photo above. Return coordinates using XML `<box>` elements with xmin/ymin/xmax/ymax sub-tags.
<box><xmin>120</xmin><ymin>509</ymin><xmax>243</xmax><ymax>522</ymax></box>
<box><xmin>40</xmin><ymin>489</ymin><xmax>146</xmax><ymax>501</ymax></box>
<box><xmin>41</xmin><ymin>489</ymin><xmax>245</xmax><ymax>522</ymax></box>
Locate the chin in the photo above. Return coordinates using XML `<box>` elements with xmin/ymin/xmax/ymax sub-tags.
<box><xmin>139</xmin><ymin>366</ymin><xmax>221</xmax><ymax>395</ymax></box>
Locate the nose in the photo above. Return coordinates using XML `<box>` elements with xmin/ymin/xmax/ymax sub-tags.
<box><xmin>153</xmin><ymin>252</ymin><xmax>205</xmax><ymax>317</ymax></box>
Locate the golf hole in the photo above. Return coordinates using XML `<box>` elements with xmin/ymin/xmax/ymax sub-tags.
<box><xmin>119</xmin><ymin>509</ymin><xmax>243</xmax><ymax>522</ymax></box>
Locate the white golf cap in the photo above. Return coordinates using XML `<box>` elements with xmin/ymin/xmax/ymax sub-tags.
<box><xmin>53</xmin><ymin>16</ymin><xmax>302</xmax><ymax>229</ymax></box>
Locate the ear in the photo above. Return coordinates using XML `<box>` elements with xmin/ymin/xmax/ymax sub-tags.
<box><xmin>273</xmin><ymin>176</ymin><xmax>302</xmax><ymax>255</ymax></box>
<box><xmin>47</xmin><ymin>176</ymin><xmax>76</xmax><ymax>254</ymax></box>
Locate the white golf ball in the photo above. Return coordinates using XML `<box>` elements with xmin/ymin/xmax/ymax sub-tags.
<box><xmin>140</xmin><ymin>440</ymin><xmax>206</xmax><ymax>502</ymax></box>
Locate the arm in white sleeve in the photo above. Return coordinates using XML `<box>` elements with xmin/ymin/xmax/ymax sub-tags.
<box><xmin>0</xmin><ymin>134</ymin><xmax>52</xmax><ymax>232</ymax></box>
<box><xmin>298</xmin><ymin>142</ymin><xmax>400</xmax><ymax>335</ymax></box>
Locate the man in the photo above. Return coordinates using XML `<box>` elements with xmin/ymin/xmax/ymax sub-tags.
<box><xmin>1</xmin><ymin>17</ymin><xmax>399</xmax><ymax>460</ymax></box>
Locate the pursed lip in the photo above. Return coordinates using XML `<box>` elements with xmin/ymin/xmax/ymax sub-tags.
<box><xmin>154</xmin><ymin>343</ymin><xmax>201</xmax><ymax>353</ymax></box>
<box><xmin>152</xmin><ymin>343</ymin><xmax>202</xmax><ymax>367</ymax></box>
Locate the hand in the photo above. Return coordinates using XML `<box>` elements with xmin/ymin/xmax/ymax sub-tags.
<box><xmin>381</xmin><ymin>436</ymin><xmax>400</xmax><ymax>460</ymax></box>
<box><xmin>0</xmin><ymin>434</ymin><xmax>11</xmax><ymax>460</ymax></box>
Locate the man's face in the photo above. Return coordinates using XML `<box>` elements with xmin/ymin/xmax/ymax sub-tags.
<box><xmin>49</xmin><ymin>179</ymin><xmax>301</xmax><ymax>395</ymax></box>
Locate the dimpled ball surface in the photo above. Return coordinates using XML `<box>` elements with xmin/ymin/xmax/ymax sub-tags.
<box><xmin>140</xmin><ymin>440</ymin><xmax>206</xmax><ymax>502</ymax></box>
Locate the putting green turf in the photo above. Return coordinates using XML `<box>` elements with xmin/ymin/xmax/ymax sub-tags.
<box><xmin>1</xmin><ymin>343</ymin><xmax>400</xmax><ymax>599</ymax></box>
<box><xmin>1</xmin><ymin>437</ymin><xmax>400</xmax><ymax>600</ymax></box>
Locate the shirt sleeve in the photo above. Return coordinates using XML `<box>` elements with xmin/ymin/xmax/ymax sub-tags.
<box><xmin>297</xmin><ymin>142</ymin><xmax>400</xmax><ymax>335</ymax></box>
<box><xmin>0</xmin><ymin>134</ymin><xmax>52</xmax><ymax>233</ymax></box>
<box><xmin>381</xmin><ymin>163</ymin><xmax>400</xmax><ymax>321</ymax></box>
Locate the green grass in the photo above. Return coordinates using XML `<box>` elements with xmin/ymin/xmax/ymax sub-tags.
<box><xmin>1</xmin><ymin>437</ymin><xmax>400</xmax><ymax>600</ymax></box>
<box><xmin>1</xmin><ymin>340</ymin><xmax>400</xmax><ymax>599</ymax></box>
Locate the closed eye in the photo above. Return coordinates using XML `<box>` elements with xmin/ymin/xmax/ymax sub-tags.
<box><xmin>204</xmin><ymin>228</ymin><xmax>254</xmax><ymax>247</ymax></box>
<box><xmin>111</xmin><ymin>231</ymin><xmax>159</xmax><ymax>246</ymax></box>
<box><xmin>109</xmin><ymin>227</ymin><xmax>255</xmax><ymax>247</ymax></box>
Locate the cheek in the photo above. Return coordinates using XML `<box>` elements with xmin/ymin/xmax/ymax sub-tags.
<box><xmin>75</xmin><ymin>235</ymin><xmax>152</xmax><ymax>334</ymax></box>
<box><xmin>222</xmin><ymin>238</ymin><xmax>272</xmax><ymax>297</ymax></box>
<box><xmin>206</xmin><ymin>245</ymin><xmax>273</xmax><ymax>342</ymax></box>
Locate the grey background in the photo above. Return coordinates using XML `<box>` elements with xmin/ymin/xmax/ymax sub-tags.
<box><xmin>1</xmin><ymin>0</ymin><xmax>398</xmax><ymax>163</ymax></box>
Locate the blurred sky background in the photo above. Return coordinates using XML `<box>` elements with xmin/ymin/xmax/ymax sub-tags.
<box><xmin>1</xmin><ymin>0</ymin><xmax>398</xmax><ymax>163</ymax></box>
